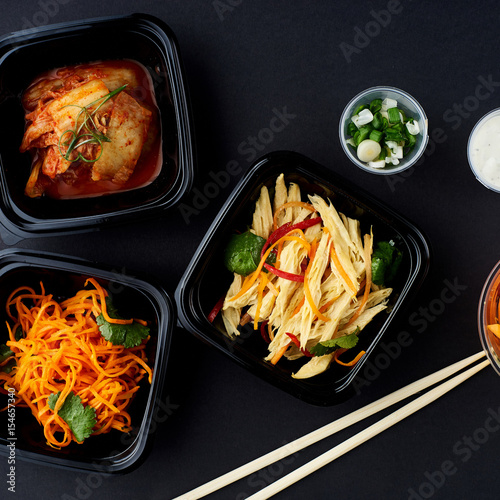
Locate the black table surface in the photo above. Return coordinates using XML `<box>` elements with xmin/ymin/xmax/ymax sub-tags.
<box><xmin>1</xmin><ymin>1</ymin><xmax>499</xmax><ymax>499</ymax></box>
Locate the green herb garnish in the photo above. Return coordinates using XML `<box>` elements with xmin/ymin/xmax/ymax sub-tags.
<box><xmin>48</xmin><ymin>391</ymin><xmax>97</xmax><ymax>443</ymax></box>
<box><xmin>309</xmin><ymin>332</ymin><xmax>359</xmax><ymax>357</ymax></box>
<box><xmin>0</xmin><ymin>326</ymin><xmax>23</xmax><ymax>374</ymax></box>
<box><xmin>371</xmin><ymin>240</ymin><xmax>403</xmax><ymax>286</ymax></box>
<box><xmin>96</xmin><ymin>298</ymin><xmax>150</xmax><ymax>348</ymax></box>
<box><xmin>58</xmin><ymin>84</ymin><xmax>127</xmax><ymax>163</ymax></box>
<box><xmin>0</xmin><ymin>344</ymin><xmax>15</xmax><ymax>374</ymax></box>
<box><xmin>223</xmin><ymin>230</ymin><xmax>276</xmax><ymax>276</ymax></box>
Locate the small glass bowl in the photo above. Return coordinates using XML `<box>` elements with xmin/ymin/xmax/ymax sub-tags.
<box><xmin>478</xmin><ymin>259</ymin><xmax>500</xmax><ymax>375</ymax></box>
<box><xmin>339</xmin><ymin>86</ymin><xmax>429</xmax><ymax>175</ymax></box>
<box><xmin>468</xmin><ymin>108</ymin><xmax>500</xmax><ymax>193</ymax></box>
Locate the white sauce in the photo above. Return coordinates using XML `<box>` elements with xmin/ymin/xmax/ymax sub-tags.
<box><xmin>469</xmin><ymin>114</ymin><xmax>500</xmax><ymax>188</ymax></box>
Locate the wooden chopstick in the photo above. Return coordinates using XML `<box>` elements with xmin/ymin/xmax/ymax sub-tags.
<box><xmin>172</xmin><ymin>351</ymin><xmax>487</xmax><ymax>500</ymax></box>
<box><xmin>246</xmin><ymin>356</ymin><xmax>490</xmax><ymax>500</ymax></box>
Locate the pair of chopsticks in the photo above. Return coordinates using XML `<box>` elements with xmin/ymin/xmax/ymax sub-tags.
<box><xmin>173</xmin><ymin>351</ymin><xmax>489</xmax><ymax>500</ymax></box>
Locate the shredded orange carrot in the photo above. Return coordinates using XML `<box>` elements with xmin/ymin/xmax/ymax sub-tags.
<box><xmin>85</xmin><ymin>278</ymin><xmax>134</xmax><ymax>325</ymax></box>
<box><xmin>318</xmin><ymin>297</ymin><xmax>339</xmax><ymax>314</ymax></box>
<box><xmin>292</xmin><ymin>297</ymin><xmax>306</xmax><ymax>316</ymax></box>
<box><xmin>271</xmin><ymin>343</ymin><xmax>290</xmax><ymax>365</ymax></box>
<box><xmin>334</xmin><ymin>348</ymin><xmax>366</xmax><ymax>367</ymax></box>
<box><xmin>0</xmin><ymin>280</ymin><xmax>153</xmax><ymax>449</ymax></box>
<box><xmin>303</xmin><ymin>240</ymin><xmax>331</xmax><ymax>322</ymax></box>
<box><xmin>273</xmin><ymin>201</ymin><xmax>316</xmax><ymax>230</ymax></box>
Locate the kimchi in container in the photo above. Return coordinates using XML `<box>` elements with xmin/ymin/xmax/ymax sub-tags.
<box><xmin>0</xmin><ymin>14</ymin><xmax>194</xmax><ymax>243</ymax></box>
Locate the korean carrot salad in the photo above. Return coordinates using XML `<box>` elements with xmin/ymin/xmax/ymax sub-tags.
<box><xmin>0</xmin><ymin>278</ymin><xmax>153</xmax><ymax>449</ymax></box>
<box><xmin>215</xmin><ymin>174</ymin><xmax>401</xmax><ymax>379</ymax></box>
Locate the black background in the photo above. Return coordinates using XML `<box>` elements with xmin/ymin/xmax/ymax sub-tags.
<box><xmin>1</xmin><ymin>1</ymin><xmax>499</xmax><ymax>499</ymax></box>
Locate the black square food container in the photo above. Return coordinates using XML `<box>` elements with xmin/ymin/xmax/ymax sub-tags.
<box><xmin>0</xmin><ymin>14</ymin><xmax>194</xmax><ymax>244</ymax></box>
<box><xmin>0</xmin><ymin>249</ymin><xmax>175</xmax><ymax>473</ymax></box>
<box><xmin>175</xmin><ymin>151</ymin><xmax>430</xmax><ymax>406</ymax></box>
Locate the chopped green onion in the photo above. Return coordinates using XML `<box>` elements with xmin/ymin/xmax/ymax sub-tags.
<box><xmin>369</xmin><ymin>130</ymin><xmax>384</xmax><ymax>142</ymax></box>
<box><xmin>384</xmin><ymin>128</ymin><xmax>406</xmax><ymax>142</ymax></box>
<box><xmin>355</xmin><ymin>126</ymin><xmax>371</xmax><ymax>145</ymax></box>
<box><xmin>405</xmin><ymin>131</ymin><xmax>417</xmax><ymax>150</ymax></box>
<box><xmin>372</xmin><ymin>112</ymin><xmax>383</xmax><ymax>130</ymax></box>
<box><xmin>369</xmin><ymin>99</ymin><xmax>382</xmax><ymax>113</ymax></box>
<box><xmin>406</xmin><ymin>119</ymin><xmax>420</xmax><ymax>135</ymax></box>
<box><xmin>345</xmin><ymin>97</ymin><xmax>420</xmax><ymax>169</ymax></box>
<box><xmin>377</xmin><ymin>147</ymin><xmax>387</xmax><ymax>160</ymax></box>
<box><xmin>353</xmin><ymin>104</ymin><xmax>367</xmax><ymax>116</ymax></box>
<box><xmin>391</xmin><ymin>122</ymin><xmax>405</xmax><ymax>133</ymax></box>
<box><xmin>387</xmin><ymin>108</ymin><xmax>401</xmax><ymax>124</ymax></box>
<box><xmin>347</xmin><ymin>122</ymin><xmax>358</xmax><ymax>136</ymax></box>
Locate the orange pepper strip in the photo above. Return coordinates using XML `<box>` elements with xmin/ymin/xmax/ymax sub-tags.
<box><xmin>303</xmin><ymin>240</ymin><xmax>330</xmax><ymax>322</ymax></box>
<box><xmin>346</xmin><ymin>234</ymin><xmax>372</xmax><ymax>327</ymax></box>
<box><xmin>273</xmin><ymin>201</ymin><xmax>316</xmax><ymax>230</ymax></box>
<box><xmin>292</xmin><ymin>297</ymin><xmax>306</xmax><ymax>316</ymax></box>
<box><xmin>334</xmin><ymin>348</ymin><xmax>366</xmax><ymax>366</ymax></box>
<box><xmin>270</xmin><ymin>343</ymin><xmax>290</xmax><ymax>365</ymax></box>
<box><xmin>323</xmin><ymin>226</ymin><xmax>357</xmax><ymax>295</ymax></box>
<box><xmin>330</xmin><ymin>242</ymin><xmax>357</xmax><ymax>294</ymax></box>
<box><xmin>318</xmin><ymin>297</ymin><xmax>339</xmax><ymax>314</ymax></box>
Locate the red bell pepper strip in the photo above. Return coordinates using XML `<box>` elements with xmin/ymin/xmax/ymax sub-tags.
<box><xmin>285</xmin><ymin>331</ymin><xmax>314</xmax><ymax>357</ymax></box>
<box><xmin>263</xmin><ymin>263</ymin><xmax>305</xmax><ymax>282</ymax></box>
<box><xmin>259</xmin><ymin>217</ymin><xmax>323</xmax><ymax>283</ymax></box>
<box><xmin>260</xmin><ymin>217</ymin><xmax>323</xmax><ymax>258</ymax></box>
<box><xmin>260</xmin><ymin>320</ymin><xmax>271</xmax><ymax>343</ymax></box>
<box><xmin>208</xmin><ymin>295</ymin><xmax>225</xmax><ymax>323</ymax></box>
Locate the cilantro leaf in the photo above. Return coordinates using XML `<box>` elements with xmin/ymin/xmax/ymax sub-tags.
<box><xmin>0</xmin><ymin>343</ymin><xmax>14</xmax><ymax>362</ymax></box>
<box><xmin>223</xmin><ymin>230</ymin><xmax>276</xmax><ymax>276</ymax></box>
<box><xmin>48</xmin><ymin>391</ymin><xmax>96</xmax><ymax>443</ymax></box>
<box><xmin>309</xmin><ymin>332</ymin><xmax>359</xmax><ymax>357</ymax></box>
<box><xmin>0</xmin><ymin>343</ymin><xmax>15</xmax><ymax>374</ymax></box>
<box><xmin>371</xmin><ymin>240</ymin><xmax>402</xmax><ymax>286</ymax></box>
<box><xmin>96</xmin><ymin>298</ymin><xmax>149</xmax><ymax>348</ymax></box>
<box><xmin>0</xmin><ymin>326</ymin><xmax>23</xmax><ymax>374</ymax></box>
